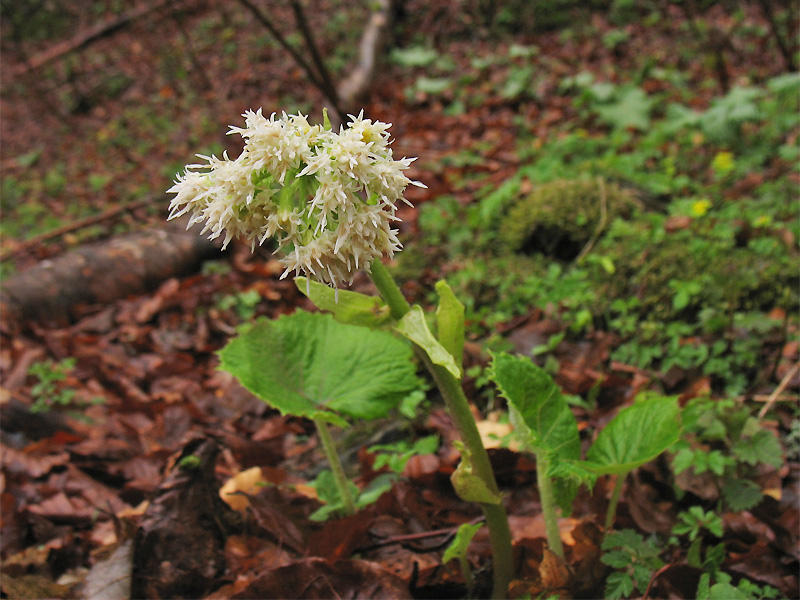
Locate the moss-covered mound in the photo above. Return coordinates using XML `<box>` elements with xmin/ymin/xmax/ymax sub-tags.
<box><xmin>499</xmin><ymin>178</ymin><xmax>638</xmax><ymax>260</ymax></box>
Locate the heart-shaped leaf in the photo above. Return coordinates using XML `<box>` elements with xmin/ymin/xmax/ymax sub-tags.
<box><xmin>295</xmin><ymin>277</ymin><xmax>392</xmax><ymax>328</ymax></box>
<box><xmin>585</xmin><ymin>394</ymin><xmax>681</xmax><ymax>475</ymax></box>
<box><xmin>219</xmin><ymin>311</ymin><xmax>419</xmax><ymax>425</ymax></box>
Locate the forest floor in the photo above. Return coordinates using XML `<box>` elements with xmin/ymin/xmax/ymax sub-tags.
<box><xmin>0</xmin><ymin>1</ymin><xmax>798</xmax><ymax>598</ymax></box>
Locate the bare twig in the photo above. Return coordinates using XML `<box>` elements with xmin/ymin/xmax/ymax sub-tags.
<box><xmin>288</xmin><ymin>0</ymin><xmax>344</xmax><ymax>121</ymax></box>
<box><xmin>0</xmin><ymin>196</ymin><xmax>156</xmax><ymax>262</ymax></box>
<box><xmin>758</xmin><ymin>362</ymin><xmax>800</xmax><ymax>418</ymax></box>
<box><xmin>233</xmin><ymin>0</ymin><xmax>327</xmax><ymax>99</ymax></box>
<box><xmin>355</xmin><ymin>516</ymin><xmax>485</xmax><ymax>552</ymax></box>
<box><xmin>11</xmin><ymin>0</ymin><xmax>173</xmax><ymax>78</ymax></box>
<box><xmin>756</xmin><ymin>0</ymin><xmax>798</xmax><ymax>72</ymax></box>
<box><xmin>575</xmin><ymin>177</ymin><xmax>608</xmax><ymax>264</ymax></box>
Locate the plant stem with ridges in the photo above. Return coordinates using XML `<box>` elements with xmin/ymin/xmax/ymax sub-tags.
<box><xmin>369</xmin><ymin>259</ymin><xmax>513</xmax><ymax>599</ymax></box>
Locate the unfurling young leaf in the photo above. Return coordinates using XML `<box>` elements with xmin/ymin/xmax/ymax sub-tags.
<box><xmin>489</xmin><ymin>352</ymin><xmax>581</xmax><ymax>459</ymax></box>
<box><xmin>435</xmin><ymin>279</ymin><xmax>465</xmax><ymax>370</ymax></box>
<box><xmin>219</xmin><ymin>310</ymin><xmax>419</xmax><ymax>425</ymax></box>
<box><xmin>395</xmin><ymin>305</ymin><xmax>461</xmax><ymax>378</ymax></box>
<box><xmin>450</xmin><ymin>442</ymin><xmax>502</xmax><ymax>505</ymax></box>
<box><xmin>442</xmin><ymin>522</ymin><xmax>483</xmax><ymax>565</ymax></box>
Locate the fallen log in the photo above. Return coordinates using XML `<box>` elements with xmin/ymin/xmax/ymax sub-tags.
<box><xmin>0</xmin><ymin>219</ymin><xmax>223</xmax><ymax>328</ymax></box>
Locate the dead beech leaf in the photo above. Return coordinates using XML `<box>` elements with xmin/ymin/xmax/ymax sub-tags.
<box><xmin>540</xmin><ymin>548</ymin><xmax>570</xmax><ymax>589</ymax></box>
<box><xmin>219</xmin><ymin>467</ymin><xmax>266</xmax><ymax>511</ymax></box>
<box><xmin>476</xmin><ymin>420</ymin><xmax>520</xmax><ymax>450</ymax></box>
<box><xmin>82</xmin><ymin>539</ymin><xmax>134</xmax><ymax>600</ymax></box>
<box><xmin>509</xmin><ymin>514</ymin><xmax>578</xmax><ymax>546</ymax></box>
<box><xmin>0</xmin><ymin>573</ymin><xmax>72</xmax><ymax>600</ymax></box>
<box><xmin>229</xmin><ymin>557</ymin><xmax>409</xmax><ymax>599</ymax></box>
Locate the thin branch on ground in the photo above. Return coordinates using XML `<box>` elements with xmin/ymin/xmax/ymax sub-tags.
<box><xmin>0</xmin><ymin>196</ymin><xmax>156</xmax><ymax>262</ymax></box>
<box><xmin>12</xmin><ymin>0</ymin><xmax>173</xmax><ymax>77</ymax></box>
<box><xmin>575</xmin><ymin>177</ymin><xmax>608</xmax><ymax>264</ymax></box>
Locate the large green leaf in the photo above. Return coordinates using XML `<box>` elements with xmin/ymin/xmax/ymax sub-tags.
<box><xmin>295</xmin><ymin>277</ymin><xmax>392</xmax><ymax>328</ymax></box>
<box><xmin>490</xmin><ymin>352</ymin><xmax>581</xmax><ymax>514</ymax></box>
<box><xmin>585</xmin><ymin>395</ymin><xmax>681</xmax><ymax>475</ymax></box>
<box><xmin>490</xmin><ymin>352</ymin><xmax>581</xmax><ymax>460</ymax></box>
<box><xmin>219</xmin><ymin>311</ymin><xmax>419</xmax><ymax>425</ymax></box>
<box><xmin>435</xmin><ymin>280</ymin><xmax>464</xmax><ymax>370</ymax></box>
<box><xmin>394</xmin><ymin>305</ymin><xmax>461</xmax><ymax>378</ymax></box>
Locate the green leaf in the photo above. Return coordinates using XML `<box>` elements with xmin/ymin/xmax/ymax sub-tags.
<box><xmin>490</xmin><ymin>353</ymin><xmax>581</xmax><ymax>514</ymax></box>
<box><xmin>585</xmin><ymin>395</ymin><xmax>681</xmax><ymax>475</ymax></box>
<box><xmin>219</xmin><ymin>311</ymin><xmax>419</xmax><ymax>425</ymax></box>
<box><xmin>391</xmin><ymin>45</ymin><xmax>439</xmax><ymax>67</ymax></box>
<box><xmin>605</xmin><ymin>571</ymin><xmax>635</xmax><ymax>600</ymax></box>
<box><xmin>489</xmin><ymin>352</ymin><xmax>581</xmax><ymax>460</ymax></box>
<box><xmin>601</xmin><ymin>549</ymin><xmax>633</xmax><ymax>569</ymax></box>
<box><xmin>395</xmin><ymin>305</ymin><xmax>461</xmax><ymax>378</ymax></box>
<box><xmin>721</xmin><ymin>478</ymin><xmax>763</xmax><ymax>512</ymax></box>
<box><xmin>414</xmin><ymin>76</ymin><xmax>452</xmax><ymax>95</ymax></box>
<box><xmin>435</xmin><ymin>280</ymin><xmax>464</xmax><ymax>370</ymax></box>
<box><xmin>295</xmin><ymin>277</ymin><xmax>392</xmax><ymax>328</ymax></box>
<box><xmin>442</xmin><ymin>523</ymin><xmax>483</xmax><ymax>564</ymax></box>
<box><xmin>732</xmin><ymin>429</ymin><xmax>783</xmax><ymax>468</ymax></box>
<box><xmin>708</xmin><ymin>583</ymin><xmax>750</xmax><ymax>600</ymax></box>
<box><xmin>595</xmin><ymin>86</ymin><xmax>654</xmax><ymax>131</ymax></box>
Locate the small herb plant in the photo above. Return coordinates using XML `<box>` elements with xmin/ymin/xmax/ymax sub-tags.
<box><xmin>489</xmin><ymin>353</ymin><xmax>681</xmax><ymax>556</ymax></box>
<box><xmin>672</xmin><ymin>397</ymin><xmax>783</xmax><ymax>511</ymax></box>
<box><xmin>28</xmin><ymin>358</ymin><xmax>105</xmax><ymax>422</ymax></box>
<box><xmin>601</xmin><ymin>529</ymin><xmax>664</xmax><ymax>600</ymax></box>
<box><xmin>29</xmin><ymin>358</ymin><xmax>78</xmax><ymax>413</ymax></box>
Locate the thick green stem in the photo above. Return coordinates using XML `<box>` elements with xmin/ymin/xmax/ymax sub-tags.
<box><xmin>604</xmin><ymin>473</ymin><xmax>626</xmax><ymax>534</ymax></box>
<box><xmin>313</xmin><ymin>418</ymin><xmax>355</xmax><ymax>517</ymax></box>
<box><xmin>535</xmin><ymin>454</ymin><xmax>564</xmax><ymax>558</ymax></box>
<box><xmin>369</xmin><ymin>259</ymin><xmax>513</xmax><ymax>599</ymax></box>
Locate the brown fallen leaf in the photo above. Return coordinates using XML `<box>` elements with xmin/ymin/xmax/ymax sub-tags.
<box><xmin>228</xmin><ymin>557</ymin><xmax>410</xmax><ymax>599</ymax></box>
<box><xmin>130</xmin><ymin>437</ymin><xmax>241</xmax><ymax>599</ymax></box>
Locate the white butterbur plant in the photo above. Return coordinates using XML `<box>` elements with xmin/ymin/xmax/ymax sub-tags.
<box><xmin>168</xmin><ymin>109</ymin><xmax>423</xmax><ymax>289</ymax></box>
<box><xmin>170</xmin><ymin>108</ymin><xmax>515</xmax><ymax>599</ymax></box>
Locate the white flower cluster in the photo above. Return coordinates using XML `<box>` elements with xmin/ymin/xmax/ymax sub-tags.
<box><xmin>168</xmin><ymin>110</ymin><xmax>424</xmax><ymax>288</ymax></box>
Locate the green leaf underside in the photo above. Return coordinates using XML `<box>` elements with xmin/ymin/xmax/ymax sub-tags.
<box><xmin>219</xmin><ymin>311</ymin><xmax>418</xmax><ymax>424</ymax></box>
<box><xmin>586</xmin><ymin>395</ymin><xmax>681</xmax><ymax>474</ymax></box>
<box><xmin>490</xmin><ymin>353</ymin><xmax>580</xmax><ymax>460</ymax></box>
<box><xmin>395</xmin><ymin>305</ymin><xmax>461</xmax><ymax>378</ymax></box>
<box><xmin>295</xmin><ymin>277</ymin><xmax>392</xmax><ymax>328</ymax></box>
<box><xmin>435</xmin><ymin>279</ymin><xmax>465</xmax><ymax>370</ymax></box>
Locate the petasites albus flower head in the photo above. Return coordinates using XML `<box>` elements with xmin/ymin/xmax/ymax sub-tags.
<box><xmin>168</xmin><ymin>109</ymin><xmax>425</xmax><ymax>288</ymax></box>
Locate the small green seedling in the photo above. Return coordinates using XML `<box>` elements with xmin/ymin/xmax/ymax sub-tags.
<box><xmin>489</xmin><ymin>353</ymin><xmax>681</xmax><ymax>556</ymax></box>
<box><xmin>442</xmin><ymin>522</ymin><xmax>484</xmax><ymax>597</ymax></box>
<box><xmin>601</xmin><ymin>529</ymin><xmax>665</xmax><ymax>600</ymax></box>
